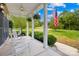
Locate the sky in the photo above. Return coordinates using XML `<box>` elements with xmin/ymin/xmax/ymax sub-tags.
<box><xmin>37</xmin><ymin>3</ymin><xmax>79</xmax><ymax>22</ymax></box>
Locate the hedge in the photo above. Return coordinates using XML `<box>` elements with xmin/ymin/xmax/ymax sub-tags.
<box><xmin>29</xmin><ymin>31</ymin><xmax>57</xmax><ymax>46</ymax></box>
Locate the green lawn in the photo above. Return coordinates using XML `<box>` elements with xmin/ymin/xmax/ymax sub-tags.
<box><xmin>13</xmin><ymin>27</ymin><xmax>79</xmax><ymax>40</ymax></box>
<box><xmin>34</xmin><ymin>27</ymin><xmax>79</xmax><ymax>40</ymax></box>
<box><xmin>49</xmin><ymin>29</ymin><xmax>79</xmax><ymax>40</ymax></box>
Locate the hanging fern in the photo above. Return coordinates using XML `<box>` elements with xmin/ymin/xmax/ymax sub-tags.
<box><xmin>27</xmin><ymin>17</ymin><xmax>32</xmax><ymax>22</ymax></box>
<box><xmin>33</xmin><ymin>14</ymin><xmax>40</xmax><ymax>19</ymax></box>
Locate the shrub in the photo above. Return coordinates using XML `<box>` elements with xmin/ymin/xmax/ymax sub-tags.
<box><xmin>29</xmin><ymin>31</ymin><xmax>57</xmax><ymax>46</ymax></box>
<box><xmin>9</xmin><ymin>20</ymin><xmax>13</xmax><ymax>29</ymax></box>
<box><xmin>20</xmin><ymin>32</ymin><xmax>26</xmax><ymax>36</ymax></box>
<box><xmin>48</xmin><ymin>35</ymin><xmax>57</xmax><ymax>46</ymax></box>
<box><xmin>34</xmin><ymin>32</ymin><xmax>43</xmax><ymax>42</ymax></box>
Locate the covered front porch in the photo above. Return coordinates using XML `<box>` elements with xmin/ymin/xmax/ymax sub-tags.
<box><xmin>0</xmin><ymin>3</ymin><xmax>79</xmax><ymax>56</ymax></box>
<box><xmin>0</xmin><ymin>3</ymin><xmax>60</xmax><ymax>56</ymax></box>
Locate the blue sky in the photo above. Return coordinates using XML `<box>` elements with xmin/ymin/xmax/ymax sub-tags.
<box><xmin>37</xmin><ymin>3</ymin><xmax>79</xmax><ymax>22</ymax></box>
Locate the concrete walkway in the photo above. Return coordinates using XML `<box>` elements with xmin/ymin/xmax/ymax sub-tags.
<box><xmin>54</xmin><ymin>42</ymin><xmax>79</xmax><ymax>56</ymax></box>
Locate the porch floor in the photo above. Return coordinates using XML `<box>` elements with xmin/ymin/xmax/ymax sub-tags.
<box><xmin>0</xmin><ymin>36</ymin><xmax>63</xmax><ymax>56</ymax></box>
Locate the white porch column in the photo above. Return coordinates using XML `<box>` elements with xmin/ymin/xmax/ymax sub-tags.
<box><xmin>43</xmin><ymin>3</ymin><xmax>48</xmax><ymax>48</ymax></box>
<box><xmin>32</xmin><ymin>16</ymin><xmax>34</xmax><ymax>39</ymax></box>
<box><xmin>26</xmin><ymin>21</ymin><xmax>29</xmax><ymax>36</ymax></box>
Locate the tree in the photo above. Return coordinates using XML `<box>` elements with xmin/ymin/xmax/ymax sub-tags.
<box><xmin>74</xmin><ymin>9</ymin><xmax>79</xmax><ymax>30</ymax></box>
<box><xmin>59</xmin><ymin>11</ymin><xmax>73</xmax><ymax>29</ymax></box>
<box><xmin>11</xmin><ymin>16</ymin><xmax>26</xmax><ymax>29</ymax></box>
<box><xmin>59</xmin><ymin>10</ymin><xmax>79</xmax><ymax>30</ymax></box>
<box><xmin>48</xmin><ymin>17</ymin><xmax>54</xmax><ymax>28</ymax></box>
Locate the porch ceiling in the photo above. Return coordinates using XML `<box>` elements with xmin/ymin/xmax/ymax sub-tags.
<box><xmin>6</xmin><ymin>3</ymin><xmax>43</xmax><ymax>16</ymax></box>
